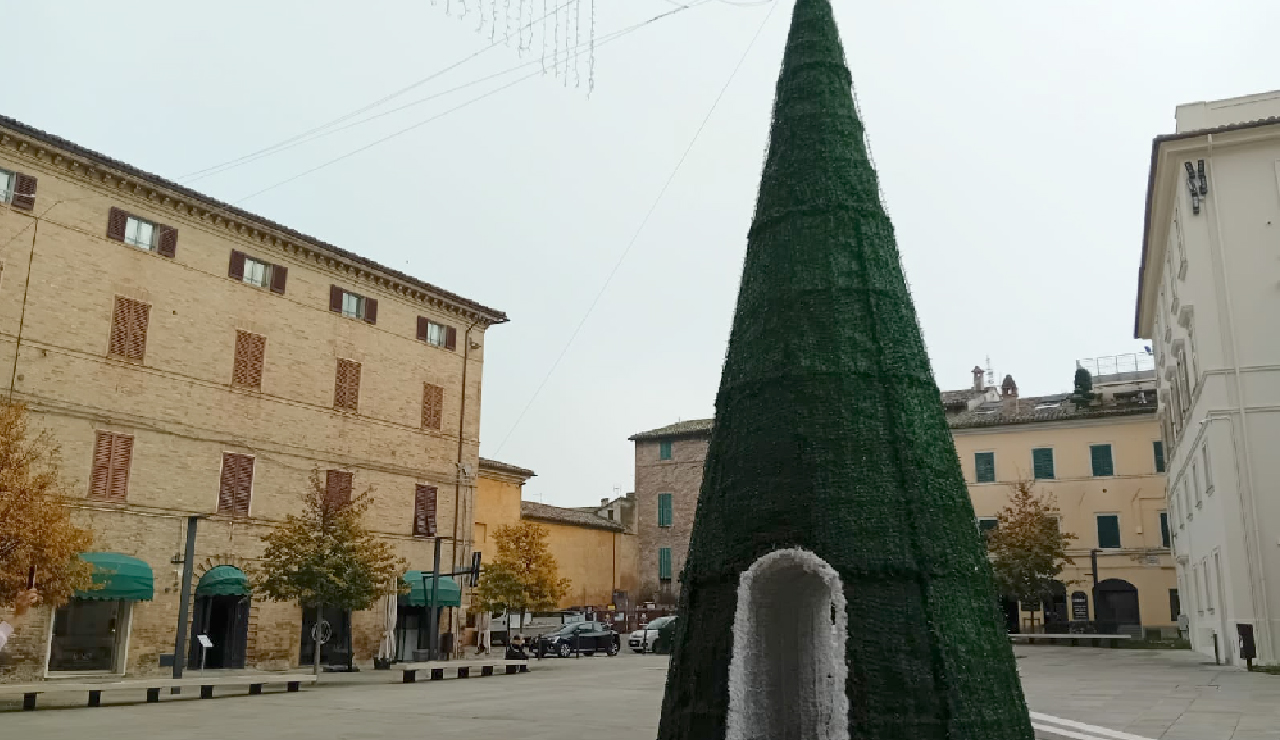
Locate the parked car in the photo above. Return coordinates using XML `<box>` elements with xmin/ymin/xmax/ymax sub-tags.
<box><xmin>534</xmin><ymin>620</ymin><xmax>619</xmax><ymax>657</ymax></box>
<box><xmin>629</xmin><ymin>615</ymin><xmax>677</xmax><ymax>653</ymax></box>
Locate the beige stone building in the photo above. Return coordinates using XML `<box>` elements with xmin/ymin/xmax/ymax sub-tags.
<box><xmin>632</xmin><ymin>361</ymin><xmax>1177</xmax><ymax>635</ymax></box>
<box><xmin>0</xmin><ymin>114</ymin><xmax>505</xmax><ymax>680</ymax></box>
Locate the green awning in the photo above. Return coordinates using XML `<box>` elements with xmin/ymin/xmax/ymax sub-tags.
<box><xmin>76</xmin><ymin>552</ymin><xmax>154</xmax><ymax>602</ymax></box>
<box><xmin>402</xmin><ymin>571</ymin><xmax>461</xmax><ymax>607</ymax></box>
<box><xmin>196</xmin><ymin>565</ymin><xmax>250</xmax><ymax>597</ymax></box>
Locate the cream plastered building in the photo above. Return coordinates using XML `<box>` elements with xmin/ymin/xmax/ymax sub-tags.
<box><xmin>1135</xmin><ymin>90</ymin><xmax>1280</xmax><ymax>666</ymax></box>
<box><xmin>0</xmin><ymin>114</ymin><xmax>505</xmax><ymax>680</ymax></box>
<box><xmin>947</xmin><ymin>363</ymin><xmax>1175</xmax><ymax>636</ymax></box>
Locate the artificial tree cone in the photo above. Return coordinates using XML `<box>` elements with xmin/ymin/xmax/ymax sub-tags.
<box><xmin>654</xmin><ymin>1</ymin><xmax>1035</xmax><ymax>739</ymax></box>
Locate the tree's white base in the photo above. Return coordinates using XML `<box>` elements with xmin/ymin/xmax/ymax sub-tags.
<box><xmin>726</xmin><ymin>547</ymin><xmax>849</xmax><ymax>740</ymax></box>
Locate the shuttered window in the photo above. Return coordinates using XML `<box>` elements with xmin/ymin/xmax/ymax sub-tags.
<box><xmin>657</xmin><ymin>493</ymin><xmax>673</xmax><ymax>528</ymax></box>
<box><xmin>232</xmin><ymin>330</ymin><xmax>266</xmax><ymax>388</ymax></box>
<box><xmin>1153</xmin><ymin>441</ymin><xmax>1165</xmax><ymax>473</ymax></box>
<box><xmin>413</xmin><ymin>484</ymin><xmax>438</xmax><ymax>537</ymax></box>
<box><xmin>1096</xmin><ymin>514</ymin><xmax>1121</xmax><ymax>549</ymax></box>
<box><xmin>107</xmin><ymin>208</ymin><xmax>177</xmax><ymax>257</ymax></box>
<box><xmin>659</xmin><ymin>441</ymin><xmax>672</xmax><ymax>461</ymax></box>
<box><xmin>334</xmin><ymin>359</ymin><xmax>361</xmax><ymax>412</ymax></box>
<box><xmin>1090</xmin><ymin>444</ymin><xmax>1114</xmax><ymax>477</ymax></box>
<box><xmin>974</xmin><ymin>452</ymin><xmax>996</xmax><ymax>483</ymax></box>
<box><xmin>416</xmin><ymin>317</ymin><xmax>457</xmax><ymax>350</ymax></box>
<box><xmin>108</xmin><ymin>296</ymin><xmax>150</xmax><ymax>362</ymax></box>
<box><xmin>658</xmin><ymin>548</ymin><xmax>672</xmax><ymax>581</ymax></box>
<box><xmin>422</xmin><ymin>383</ymin><xmax>444</xmax><ymax>430</ymax></box>
<box><xmin>89</xmin><ymin>431</ymin><xmax>133</xmax><ymax>502</ymax></box>
<box><xmin>1031</xmin><ymin>447</ymin><xmax>1054</xmax><ymax>480</ymax></box>
<box><xmin>229</xmin><ymin>250</ymin><xmax>288</xmax><ymax>294</ymax></box>
<box><xmin>0</xmin><ymin>168</ymin><xmax>36</xmax><ymax>210</ymax></box>
<box><xmin>217</xmin><ymin>453</ymin><xmax>255</xmax><ymax>517</ymax></box>
<box><xmin>331</xmin><ymin>286</ymin><xmax>377</xmax><ymax>324</ymax></box>
<box><xmin>326</xmin><ymin>470</ymin><xmax>353</xmax><ymax>507</ymax></box>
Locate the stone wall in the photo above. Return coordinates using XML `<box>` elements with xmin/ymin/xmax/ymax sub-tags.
<box><xmin>634</xmin><ymin>435</ymin><xmax>709</xmax><ymax>605</ymax></box>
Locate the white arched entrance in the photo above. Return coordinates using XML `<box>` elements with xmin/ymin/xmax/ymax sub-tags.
<box><xmin>726</xmin><ymin>548</ymin><xmax>849</xmax><ymax>740</ymax></box>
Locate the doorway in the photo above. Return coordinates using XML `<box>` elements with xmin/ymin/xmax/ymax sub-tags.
<box><xmin>300</xmin><ymin>607</ymin><xmax>352</xmax><ymax>669</ymax></box>
<box><xmin>1094</xmin><ymin>579</ymin><xmax>1141</xmax><ymax>633</ymax></box>
<box><xmin>189</xmin><ymin>595</ymin><xmax>249</xmax><ymax>669</ymax></box>
<box><xmin>726</xmin><ymin>548</ymin><xmax>849</xmax><ymax>740</ymax></box>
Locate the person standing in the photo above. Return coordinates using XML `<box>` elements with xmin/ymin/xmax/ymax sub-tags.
<box><xmin>0</xmin><ymin>590</ymin><xmax>41</xmax><ymax>652</ymax></box>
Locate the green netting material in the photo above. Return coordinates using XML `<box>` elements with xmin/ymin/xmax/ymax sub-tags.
<box><xmin>654</xmin><ymin>1</ymin><xmax>1034</xmax><ymax>738</ymax></box>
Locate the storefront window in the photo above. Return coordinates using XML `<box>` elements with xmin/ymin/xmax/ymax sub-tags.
<box><xmin>48</xmin><ymin>599</ymin><xmax>127</xmax><ymax>673</ymax></box>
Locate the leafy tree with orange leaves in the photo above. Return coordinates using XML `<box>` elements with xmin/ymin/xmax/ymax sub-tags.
<box><xmin>987</xmin><ymin>479</ymin><xmax>1076</xmax><ymax>622</ymax></box>
<box><xmin>474</xmin><ymin>522</ymin><xmax>570</xmax><ymax>621</ymax></box>
<box><xmin>0</xmin><ymin>402</ymin><xmax>94</xmax><ymax>609</ymax></box>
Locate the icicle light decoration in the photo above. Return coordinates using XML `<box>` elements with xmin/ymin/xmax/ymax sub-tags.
<box><xmin>431</xmin><ymin>0</ymin><xmax>596</xmax><ymax>92</ymax></box>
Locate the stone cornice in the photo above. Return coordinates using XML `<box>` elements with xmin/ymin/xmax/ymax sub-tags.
<box><xmin>0</xmin><ymin>119</ymin><xmax>506</xmax><ymax>327</ymax></box>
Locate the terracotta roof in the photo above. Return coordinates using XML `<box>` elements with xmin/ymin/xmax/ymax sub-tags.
<box><xmin>945</xmin><ymin>394</ymin><xmax>1156</xmax><ymax>430</ymax></box>
<box><xmin>520</xmin><ymin>501</ymin><xmax>625</xmax><ymax>532</ymax></box>
<box><xmin>940</xmin><ymin>388</ymin><xmax>985</xmax><ymax>406</ymax></box>
<box><xmin>478</xmin><ymin>457</ymin><xmax>536</xmax><ymax>479</ymax></box>
<box><xmin>0</xmin><ymin>114</ymin><xmax>506</xmax><ymax>324</ymax></box>
<box><xmin>629</xmin><ymin>418</ymin><xmax>714</xmax><ymax>441</ymax></box>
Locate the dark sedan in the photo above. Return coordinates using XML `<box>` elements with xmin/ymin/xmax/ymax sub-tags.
<box><xmin>535</xmin><ymin>620</ymin><xmax>619</xmax><ymax>657</ymax></box>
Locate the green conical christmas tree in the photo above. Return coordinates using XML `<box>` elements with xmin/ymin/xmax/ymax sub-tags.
<box><xmin>655</xmin><ymin>2</ymin><xmax>1035</xmax><ymax>739</ymax></box>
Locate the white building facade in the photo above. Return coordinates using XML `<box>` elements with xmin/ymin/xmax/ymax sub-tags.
<box><xmin>1135</xmin><ymin>91</ymin><xmax>1280</xmax><ymax>666</ymax></box>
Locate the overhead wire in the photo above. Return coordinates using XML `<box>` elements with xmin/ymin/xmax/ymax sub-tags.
<box><xmin>493</xmin><ymin>0</ymin><xmax>781</xmax><ymax>454</ymax></box>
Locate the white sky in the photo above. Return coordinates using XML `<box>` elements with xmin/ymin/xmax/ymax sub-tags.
<box><xmin>6</xmin><ymin>0</ymin><xmax>1277</xmax><ymax>507</ymax></box>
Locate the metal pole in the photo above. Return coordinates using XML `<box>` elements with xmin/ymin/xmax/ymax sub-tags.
<box><xmin>173</xmin><ymin>515</ymin><xmax>200</xmax><ymax>682</ymax></box>
<box><xmin>429</xmin><ymin>537</ymin><xmax>442</xmax><ymax>661</ymax></box>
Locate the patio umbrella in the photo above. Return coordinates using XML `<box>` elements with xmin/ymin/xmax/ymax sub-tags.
<box><xmin>377</xmin><ymin>594</ymin><xmax>397</xmax><ymax>662</ymax></box>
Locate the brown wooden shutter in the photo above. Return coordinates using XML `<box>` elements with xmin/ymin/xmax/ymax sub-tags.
<box><xmin>89</xmin><ymin>431</ymin><xmax>113</xmax><ymax>499</ymax></box>
<box><xmin>109</xmin><ymin>297</ymin><xmax>150</xmax><ymax>362</ymax></box>
<box><xmin>329</xmin><ymin>285</ymin><xmax>344</xmax><ymax>312</ymax></box>
<box><xmin>444</xmin><ymin>326</ymin><xmax>457</xmax><ymax>351</ymax></box>
<box><xmin>217</xmin><ymin>453</ymin><xmax>238</xmax><ymax>514</ymax></box>
<box><xmin>334</xmin><ymin>359</ymin><xmax>361</xmax><ymax>411</ymax></box>
<box><xmin>414</xmin><ymin>484</ymin><xmax>438</xmax><ymax>537</ymax></box>
<box><xmin>107</xmin><ymin>434</ymin><xmax>133</xmax><ymax>502</ymax></box>
<box><xmin>232</xmin><ymin>330</ymin><xmax>266</xmax><ymax>388</ymax></box>
<box><xmin>228</xmin><ymin>250</ymin><xmax>246</xmax><ymax>279</ymax></box>
<box><xmin>156</xmin><ymin>226</ymin><xmax>178</xmax><ymax>258</ymax></box>
<box><xmin>363</xmin><ymin>298</ymin><xmax>378</xmax><ymax>325</ymax></box>
<box><xmin>106</xmin><ymin>208</ymin><xmax>129</xmax><ymax>241</ymax></box>
<box><xmin>269</xmin><ymin>264</ymin><xmax>288</xmax><ymax>294</ymax></box>
<box><xmin>234</xmin><ymin>455</ymin><xmax>254</xmax><ymax>516</ymax></box>
<box><xmin>12</xmin><ymin>174</ymin><xmax>36</xmax><ymax>211</ymax></box>
<box><xmin>326</xmin><ymin>470</ymin><xmax>353</xmax><ymax>507</ymax></box>
<box><xmin>416</xmin><ymin>317</ymin><xmax>429</xmax><ymax>342</ymax></box>
<box><xmin>220</xmin><ymin>453</ymin><xmax>254</xmax><ymax>517</ymax></box>
<box><xmin>422</xmin><ymin>383</ymin><xmax>444</xmax><ymax>430</ymax></box>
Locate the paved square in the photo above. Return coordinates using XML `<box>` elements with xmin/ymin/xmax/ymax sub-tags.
<box><xmin>2</xmin><ymin>648</ymin><xmax>1278</xmax><ymax>739</ymax></box>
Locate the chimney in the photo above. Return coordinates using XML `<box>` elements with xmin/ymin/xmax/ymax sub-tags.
<box><xmin>972</xmin><ymin>365</ymin><xmax>985</xmax><ymax>391</ymax></box>
<box><xmin>601</xmin><ymin>498</ymin><xmax>610</xmax><ymax>508</ymax></box>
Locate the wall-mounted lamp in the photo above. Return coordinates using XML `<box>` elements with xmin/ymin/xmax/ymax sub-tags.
<box><xmin>1185</xmin><ymin>162</ymin><xmax>1202</xmax><ymax>215</ymax></box>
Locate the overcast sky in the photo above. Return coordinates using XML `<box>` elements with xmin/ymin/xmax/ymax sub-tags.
<box><xmin>6</xmin><ymin>0</ymin><xmax>1277</xmax><ymax>507</ymax></box>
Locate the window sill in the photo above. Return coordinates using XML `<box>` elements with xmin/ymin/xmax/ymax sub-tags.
<box><xmin>106</xmin><ymin>353</ymin><xmax>144</xmax><ymax>364</ymax></box>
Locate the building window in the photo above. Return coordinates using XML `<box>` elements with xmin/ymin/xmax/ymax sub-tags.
<box><xmin>0</xmin><ymin>168</ymin><xmax>13</xmax><ymax>203</ymax></box>
<box><xmin>89</xmin><ymin>431</ymin><xmax>133</xmax><ymax>502</ymax></box>
<box><xmin>1032</xmin><ymin>448</ymin><xmax>1054</xmax><ymax>480</ymax></box>
<box><xmin>1169</xmin><ymin>589</ymin><xmax>1180</xmax><ymax>621</ymax></box>
<box><xmin>106</xmin><ymin>207</ymin><xmax>176</xmax><ymax>257</ymax></box>
<box><xmin>125</xmin><ymin>216</ymin><xmax>156</xmax><ymax>250</ymax></box>
<box><xmin>658</xmin><ymin>548</ymin><xmax>672</xmax><ymax>581</ymax></box>
<box><xmin>1153</xmin><ymin>441</ymin><xmax>1165</xmax><ymax>473</ymax></box>
<box><xmin>658</xmin><ymin>493</ymin><xmax>673</xmax><ymax>528</ymax></box>
<box><xmin>1090</xmin><ymin>444</ymin><xmax>1114</xmax><ymax>477</ymax></box>
<box><xmin>416</xmin><ymin>317</ymin><xmax>457</xmax><ymax>350</ymax></box>
<box><xmin>232</xmin><ymin>330</ymin><xmax>266</xmax><ymax>389</ymax></box>
<box><xmin>49</xmin><ymin>599</ymin><xmax>129</xmax><ymax>673</ymax></box>
<box><xmin>659</xmin><ymin>441</ymin><xmax>673</xmax><ymax>461</ymax></box>
<box><xmin>413</xmin><ymin>484</ymin><xmax>438</xmax><ymax>537</ymax></box>
<box><xmin>1159</xmin><ymin>511</ymin><xmax>1171</xmax><ymax>548</ymax></box>
<box><xmin>217</xmin><ymin>453</ymin><xmax>255</xmax><ymax>517</ymax></box>
<box><xmin>330</xmin><ymin>285</ymin><xmax>377</xmax><ymax>324</ymax></box>
<box><xmin>1</xmin><ymin>168</ymin><xmax>37</xmax><ymax>211</ymax></box>
<box><xmin>974</xmin><ymin>452</ymin><xmax>996</xmax><ymax>483</ymax></box>
<box><xmin>1096</xmin><ymin>514</ymin><xmax>1121</xmax><ymax>549</ymax></box>
<box><xmin>422</xmin><ymin>383</ymin><xmax>444</xmax><ymax>430</ymax></box>
<box><xmin>1201</xmin><ymin>444</ymin><xmax>1214</xmax><ymax>494</ymax></box>
<box><xmin>977</xmin><ymin>518</ymin><xmax>998</xmax><ymax>541</ymax></box>
<box><xmin>333</xmin><ymin>359</ymin><xmax>361</xmax><ymax>412</ymax></box>
<box><xmin>1191</xmin><ymin>460</ymin><xmax>1202</xmax><ymax>505</ymax></box>
<box><xmin>229</xmin><ymin>251</ymin><xmax>288</xmax><ymax>293</ymax></box>
<box><xmin>326</xmin><ymin>470</ymin><xmax>353</xmax><ymax>507</ymax></box>
<box><xmin>108</xmin><ymin>296</ymin><xmax>150</xmax><ymax>362</ymax></box>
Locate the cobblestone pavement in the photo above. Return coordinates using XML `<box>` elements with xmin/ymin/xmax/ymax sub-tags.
<box><xmin>1</xmin><ymin>647</ymin><xmax>1278</xmax><ymax>739</ymax></box>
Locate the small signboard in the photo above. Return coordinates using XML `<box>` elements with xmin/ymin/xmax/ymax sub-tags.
<box><xmin>1070</xmin><ymin>592</ymin><xmax>1089</xmax><ymax>621</ymax></box>
<box><xmin>196</xmin><ymin>634</ymin><xmax>214</xmax><ymax>649</ymax></box>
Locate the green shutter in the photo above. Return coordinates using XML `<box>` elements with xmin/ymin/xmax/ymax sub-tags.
<box><xmin>1097</xmin><ymin>515</ymin><xmax>1121</xmax><ymax>549</ymax></box>
<box><xmin>974</xmin><ymin>452</ymin><xmax>995</xmax><ymax>483</ymax></box>
<box><xmin>1091</xmin><ymin>444</ymin><xmax>1114</xmax><ymax>477</ymax></box>
<box><xmin>1160</xmin><ymin>512</ymin><xmax>1171</xmax><ymax>548</ymax></box>
<box><xmin>658</xmin><ymin>493</ymin><xmax>673</xmax><ymax>528</ymax></box>
<box><xmin>659</xmin><ymin>441</ymin><xmax>672</xmax><ymax>460</ymax></box>
<box><xmin>1032</xmin><ymin>448</ymin><xmax>1054</xmax><ymax>480</ymax></box>
<box><xmin>658</xmin><ymin>548</ymin><xmax>672</xmax><ymax>580</ymax></box>
<box><xmin>1153</xmin><ymin>441</ymin><xmax>1165</xmax><ymax>473</ymax></box>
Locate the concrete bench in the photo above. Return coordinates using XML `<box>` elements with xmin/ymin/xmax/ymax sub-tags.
<box><xmin>398</xmin><ymin>659</ymin><xmax>529</xmax><ymax>684</ymax></box>
<box><xmin>1009</xmin><ymin>634</ymin><xmax>1132</xmax><ymax>649</ymax></box>
<box><xmin>0</xmin><ymin>674</ymin><xmax>318</xmax><ymax>711</ymax></box>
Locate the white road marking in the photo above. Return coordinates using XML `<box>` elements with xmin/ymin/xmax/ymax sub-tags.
<box><xmin>1031</xmin><ymin>712</ymin><xmax>1157</xmax><ymax>740</ymax></box>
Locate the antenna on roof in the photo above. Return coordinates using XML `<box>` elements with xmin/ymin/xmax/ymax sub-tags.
<box><xmin>985</xmin><ymin>355</ymin><xmax>995</xmax><ymax>389</ymax></box>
